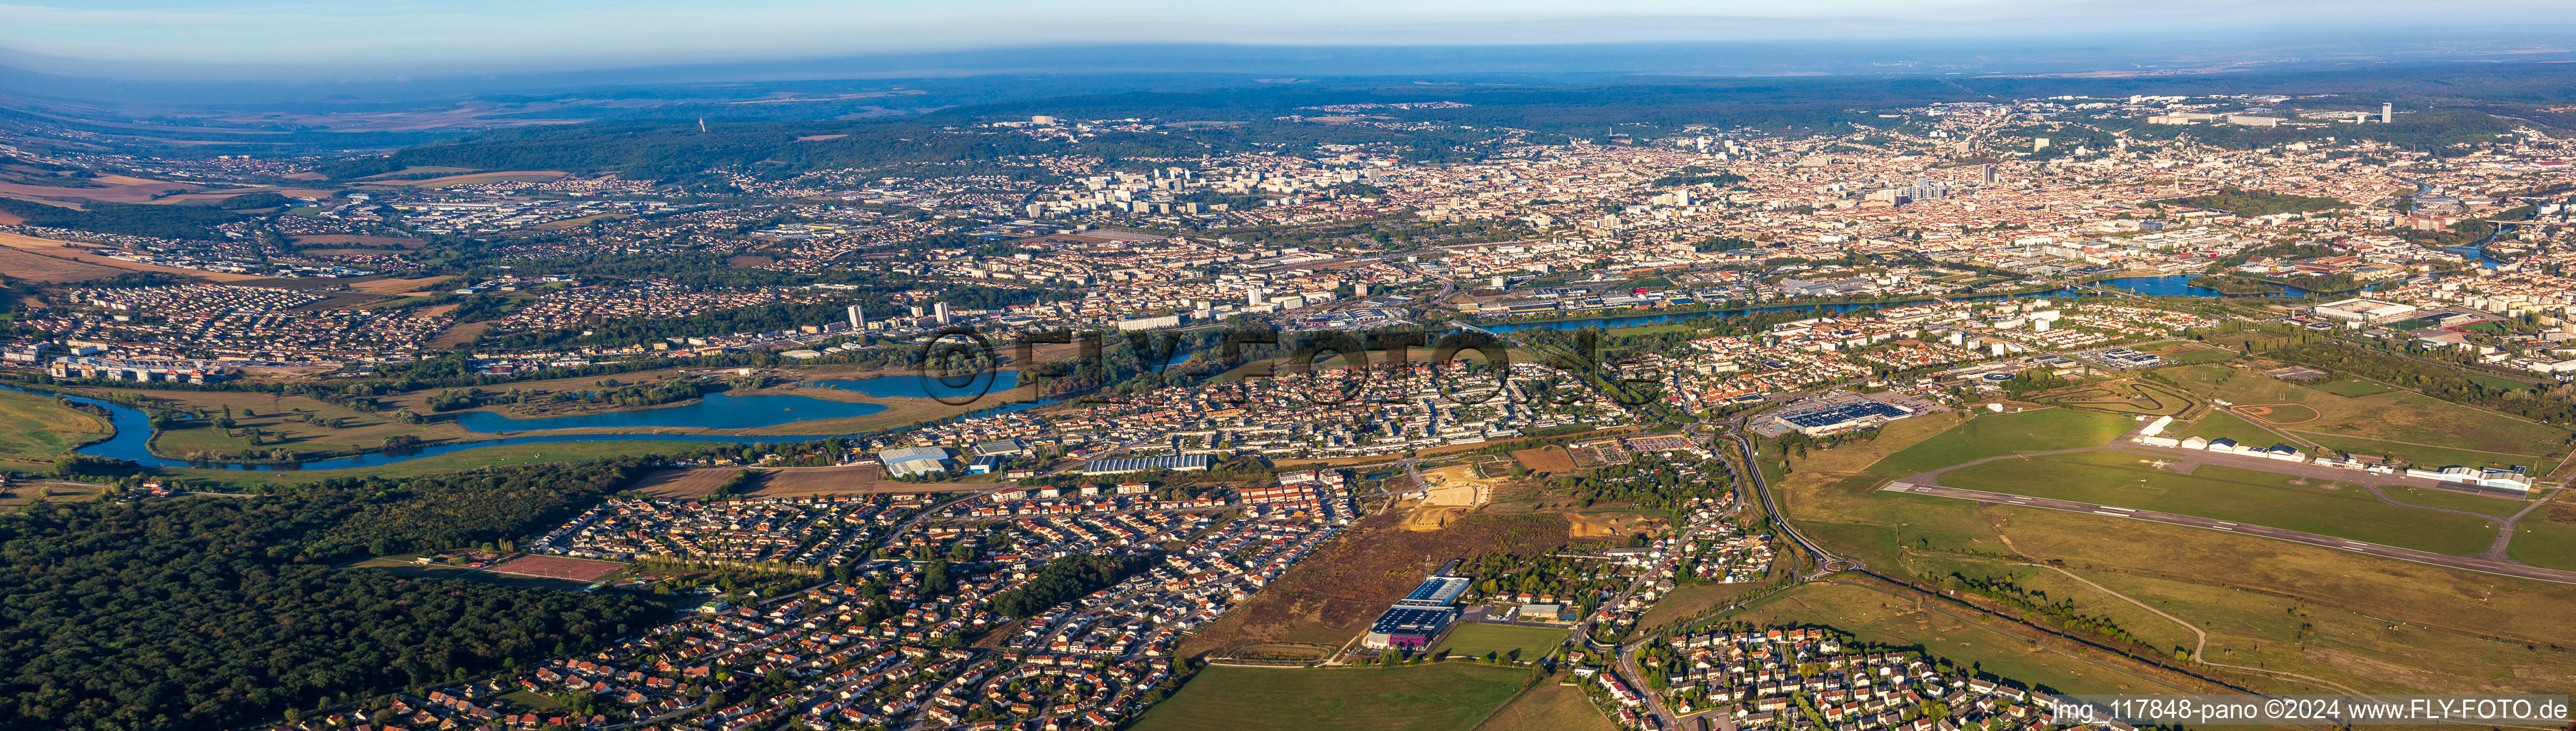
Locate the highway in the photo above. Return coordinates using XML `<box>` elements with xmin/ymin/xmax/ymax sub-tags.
<box><xmin>1882</xmin><ymin>481</ymin><xmax>2576</xmax><ymax>586</ymax></box>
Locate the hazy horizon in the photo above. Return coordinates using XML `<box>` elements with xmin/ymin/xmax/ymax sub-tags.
<box><xmin>4</xmin><ymin>0</ymin><xmax>2574</xmax><ymax>85</ymax></box>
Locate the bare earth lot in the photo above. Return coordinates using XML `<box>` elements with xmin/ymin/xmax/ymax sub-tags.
<box><xmin>486</xmin><ymin>555</ymin><xmax>627</xmax><ymax>582</ymax></box>
<box><xmin>1181</xmin><ymin>510</ymin><xmax>1584</xmax><ymax>658</ymax></box>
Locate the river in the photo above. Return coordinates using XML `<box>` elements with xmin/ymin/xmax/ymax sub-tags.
<box><xmin>9</xmin><ymin>370</ymin><xmax>1056</xmax><ymax>472</ymax></box>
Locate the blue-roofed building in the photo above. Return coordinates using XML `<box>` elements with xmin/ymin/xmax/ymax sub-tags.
<box><xmin>1363</xmin><ymin>606</ymin><xmax>1456</xmax><ymax>650</ymax></box>
<box><xmin>1081</xmin><ymin>455</ymin><xmax>1213</xmax><ymax>476</ymax></box>
<box><xmin>1396</xmin><ymin>576</ymin><xmax>1470</xmax><ymax>608</ymax></box>
<box><xmin>1772</xmin><ymin>400</ymin><xmax>1915</xmax><ymax>437</ymax></box>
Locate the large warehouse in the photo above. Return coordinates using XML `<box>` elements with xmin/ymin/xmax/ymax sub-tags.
<box><xmin>1362</xmin><ymin>607</ymin><xmax>1455</xmax><ymax>650</ymax></box>
<box><xmin>1362</xmin><ymin>575</ymin><xmax>1471</xmax><ymax>650</ymax></box>
<box><xmin>1772</xmin><ymin>400</ymin><xmax>1916</xmax><ymax>437</ymax></box>
<box><xmin>1081</xmin><ymin>455</ymin><xmax>1212</xmax><ymax>475</ymax></box>
<box><xmin>2312</xmin><ymin>298</ymin><xmax>2417</xmax><ymax>323</ymax></box>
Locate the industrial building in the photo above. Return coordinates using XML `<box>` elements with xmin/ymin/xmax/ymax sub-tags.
<box><xmin>1772</xmin><ymin>400</ymin><xmax>1916</xmax><ymax>437</ymax></box>
<box><xmin>1081</xmin><ymin>455</ymin><xmax>1212</xmax><ymax>475</ymax></box>
<box><xmin>2311</xmin><ymin>298</ymin><xmax>2419</xmax><ymax>324</ymax></box>
<box><xmin>877</xmin><ymin>446</ymin><xmax>954</xmax><ymax>478</ymax></box>
<box><xmin>1362</xmin><ymin>607</ymin><xmax>1455</xmax><ymax>650</ymax></box>
<box><xmin>1362</xmin><ymin>575</ymin><xmax>1471</xmax><ymax>650</ymax></box>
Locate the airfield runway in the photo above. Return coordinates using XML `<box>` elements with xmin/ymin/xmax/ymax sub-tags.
<box><xmin>1883</xmin><ymin>481</ymin><xmax>2576</xmax><ymax>585</ymax></box>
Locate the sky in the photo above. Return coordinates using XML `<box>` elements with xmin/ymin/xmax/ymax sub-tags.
<box><xmin>4</xmin><ymin>0</ymin><xmax>2574</xmax><ymax>80</ymax></box>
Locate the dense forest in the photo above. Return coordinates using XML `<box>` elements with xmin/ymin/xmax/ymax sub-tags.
<box><xmin>0</xmin><ymin>462</ymin><xmax>664</xmax><ymax>730</ymax></box>
<box><xmin>0</xmin><ymin>198</ymin><xmax>246</xmax><ymax>240</ymax></box>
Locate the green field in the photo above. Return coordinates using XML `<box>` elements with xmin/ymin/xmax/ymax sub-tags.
<box><xmin>2290</xmin><ymin>432</ymin><xmax>2557</xmax><ymax>476</ymax></box>
<box><xmin>2161</xmin><ymin>364</ymin><xmax>2571</xmax><ymax>460</ymax></box>
<box><xmin>2465</xmin><ymin>373</ymin><xmax>2536</xmax><ymax>393</ymax></box>
<box><xmin>1723</xmin><ymin>581</ymin><xmax>2176</xmax><ymax>696</ymax></box>
<box><xmin>2312</xmin><ymin>378</ymin><xmax>2395</xmax><ymax>398</ymax></box>
<box><xmin>1865</xmin><ymin>408</ymin><xmax>2135</xmax><ymax>476</ymax></box>
<box><xmin>2162</xmin><ymin>348</ymin><xmax>2237</xmax><ymax>364</ymax></box>
<box><xmin>1131</xmin><ymin>663</ymin><xmax>1528</xmax><ymax>731</ymax></box>
<box><xmin>0</xmin><ymin>389</ymin><xmax>111</xmax><ymax>464</ymax></box>
<box><xmin>2376</xmin><ymin>485</ymin><xmax>2530</xmax><ymax>518</ymax></box>
<box><xmin>2036</xmin><ymin>381</ymin><xmax>2198</xmax><ymax>417</ymax></box>
<box><xmin>1937</xmin><ymin>451</ymin><xmax>2500</xmax><ymax>555</ymax></box>
<box><xmin>1768</xmin><ymin>418</ymin><xmax>2576</xmax><ymax>697</ymax></box>
<box><xmin>1434</xmin><ymin>622</ymin><xmax>1568</xmax><ymax>662</ymax></box>
<box><xmin>1473</xmin><ymin>677</ymin><xmax>1613</xmax><ymax>731</ymax></box>
<box><xmin>2505</xmin><ymin>510</ymin><xmax>2576</xmax><ymax>572</ymax></box>
<box><xmin>2171</xmin><ymin>410</ymin><xmax>2283</xmax><ymax>448</ymax></box>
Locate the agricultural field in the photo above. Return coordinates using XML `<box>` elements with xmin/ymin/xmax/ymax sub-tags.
<box><xmin>1938</xmin><ymin>451</ymin><xmax>2500</xmax><ymax>555</ymax></box>
<box><xmin>1472</xmin><ymin>677</ymin><xmax>1614</xmax><ymax>731</ymax></box>
<box><xmin>0</xmin><ymin>480</ymin><xmax>110</xmax><ymax>508</ymax></box>
<box><xmin>1723</xmin><ymin>581</ymin><xmax>2185</xmax><ymax>696</ymax></box>
<box><xmin>1433</xmin><ymin>622</ymin><xmax>1566</xmax><ymax>662</ymax></box>
<box><xmin>1130</xmin><ymin>663</ymin><xmax>1529</xmax><ymax>731</ymax></box>
<box><xmin>1865</xmin><ymin>408</ymin><xmax>2135</xmax><ymax>477</ymax></box>
<box><xmin>2035</xmin><ymin>381</ymin><xmax>2197</xmax><ymax>417</ymax></box>
<box><xmin>0</xmin><ymin>389</ymin><xmax>111</xmax><ymax>464</ymax></box>
<box><xmin>0</xmin><ymin>246</ymin><xmax>128</xmax><ymax>283</ymax></box>
<box><xmin>0</xmin><ymin>231</ymin><xmax>272</xmax><ymax>281</ymax></box>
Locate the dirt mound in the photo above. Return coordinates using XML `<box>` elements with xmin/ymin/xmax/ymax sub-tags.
<box><xmin>1565</xmin><ymin>513</ymin><xmax>1670</xmax><ymax>540</ymax></box>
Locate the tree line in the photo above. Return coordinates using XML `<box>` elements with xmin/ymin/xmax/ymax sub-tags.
<box><xmin>0</xmin><ymin>460</ymin><xmax>664</xmax><ymax>730</ymax></box>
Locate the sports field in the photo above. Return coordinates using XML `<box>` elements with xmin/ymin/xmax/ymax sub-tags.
<box><xmin>1129</xmin><ymin>663</ymin><xmax>1528</xmax><ymax>731</ymax></box>
<box><xmin>1433</xmin><ymin>622</ymin><xmax>1565</xmax><ymax>662</ymax></box>
<box><xmin>1938</xmin><ymin>451</ymin><xmax>2500</xmax><ymax>555</ymax></box>
<box><xmin>1865</xmin><ymin>408</ymin><xmax>2135</xmax><ymax>477</ymax></box>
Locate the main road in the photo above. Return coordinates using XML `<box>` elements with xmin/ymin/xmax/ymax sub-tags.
<box><xmin>1883</xmin><ymin>481</ymin><xmax>2576</xmax><ymax>585</ymax></box>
